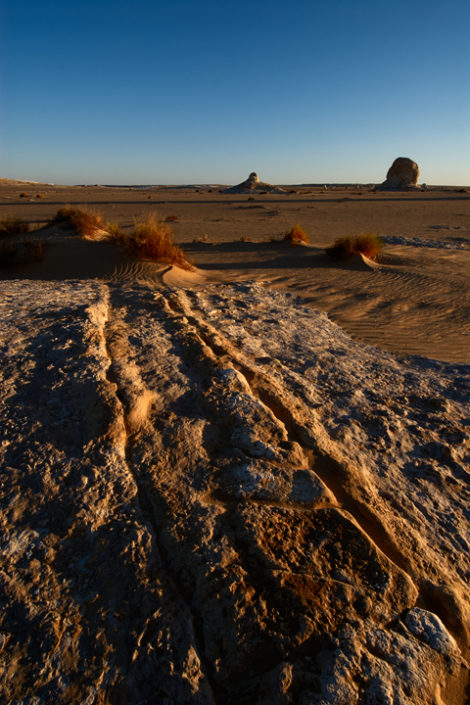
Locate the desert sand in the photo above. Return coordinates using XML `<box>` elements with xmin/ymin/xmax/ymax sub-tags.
<box><xmin>1</xmin><ymin>179</ymin><xmax>469</xmax><ymax>704</ymax></box>
<box><xmin>1</xmin><ymin>179</ymin><xmax>469</xmax><ymax>362</ymax></box>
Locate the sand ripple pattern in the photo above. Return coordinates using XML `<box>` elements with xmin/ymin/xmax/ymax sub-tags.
<box><xmin>292</xmin><ymin>247</ymin><xmax>470</xmax><ymax>364</ymax></box>
<box><xmin>108</xmin><ymin>260</ymin><xmax>169</xmax><ymax>283</ymax></box>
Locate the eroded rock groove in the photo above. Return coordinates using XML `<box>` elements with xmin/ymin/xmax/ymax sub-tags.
<box><xmin>102</xmin><ymin>285</ymin><xmax>219</xmax><ymax>704</ymax></box>
<box><xmin>165</xmin><ymin>291</ymin><xmax>465</xmax><ymax>648</ymax></box>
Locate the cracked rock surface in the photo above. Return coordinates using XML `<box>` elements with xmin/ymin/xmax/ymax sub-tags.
<box><xmin>0</xmin><ymin>279</ymin><xmax>469</xmax><ymax>704</ymax></box>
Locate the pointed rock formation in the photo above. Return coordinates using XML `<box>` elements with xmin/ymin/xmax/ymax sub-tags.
<box><xmin>222</xmin><ymin>171</ymin><xmax>287</xmax><ymax>194</ymax></box>
<box><xmin>378</xmin><ymin>157</ymin><xmax>420</xmax><ymax>190</ymax></box>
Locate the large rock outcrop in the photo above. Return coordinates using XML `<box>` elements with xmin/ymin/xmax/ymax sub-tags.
<box><xmin>0</xmin><ymin>279</ymin><xmax>468</xmax><ymax>704</ymax></box>
<box><xmin>222</xmin><ymin>172</ymin><xmax>287</xmax><ymax>194</ymax></box>
<box><xmin>378</xmin><ymin>157</ymin><xmax>420</xmax><ymax>190</ymax></box>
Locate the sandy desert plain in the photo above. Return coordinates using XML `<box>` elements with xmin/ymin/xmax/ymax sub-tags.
<box><xmin>0</xmin><ymin>177</ymin><xmax>470</xmax><ymax>704</ymax></box>
<box><xmin>2</xmin><ymin>178</ymin><xmax>470</xmax><ymax>361</ymax></box>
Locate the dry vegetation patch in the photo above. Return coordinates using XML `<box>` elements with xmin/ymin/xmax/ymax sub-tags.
<box><xmin>0</xmin><ymin>240</ymin><xmax>45</xmax><ymax>268</ymax></box>
<box><xmin>0</xmin><ymin>217</ymin><xmax>30</xmax><ymax>236</ymax></box>
<box><xmin>128</xmin><ymin>216</ymin><xmax>193</xmax><ymax>270</ymax></box>
<box><xmin>52</xmin><ymin>206</ymin><xmax>104</xmax><ymax>238</ymax></box>
<box><xmin>282</xmin><ymin>225</ymin><xmax>309</xmax><ymax>244</ymax></box>
<box><xmin>325</xmin><ymin>233</ymin><xmax>383</xmax><ymax>260</ymax></box>
<box><xmin>105</xmin><ymin>221</ymin><xmax>122</xmax><ymax>239</ymax></box>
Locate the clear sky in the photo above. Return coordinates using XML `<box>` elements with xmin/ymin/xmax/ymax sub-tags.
<box><xmin>1</xmin><ymin>0</ymin><xmax>469</xmax><ymax>185</ymax></box>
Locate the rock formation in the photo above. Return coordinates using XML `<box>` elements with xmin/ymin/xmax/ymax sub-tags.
<box><xmin>378</xmin><ymin>157</ymin><xmax>420</xmax><ymax>190</ymax></box>
<box><xmin>0</xmin><ymin>278</ymin><xmax>468</xmax><ymax>703</ymax></box>
<box><xmin>222</xmin><ymin>172</ymin><xmax>287</xmax><ymax>194</ymax></box>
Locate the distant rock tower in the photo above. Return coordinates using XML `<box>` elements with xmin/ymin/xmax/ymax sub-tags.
<box><xmin>378</xmin><ymin>158</ymin><xmax>420</xmax><ymax>190</ymax></box>
<box><xmin>221</xmin><ymin>171</ymin><xmax>286</xmax><ymax>194</ymax></box>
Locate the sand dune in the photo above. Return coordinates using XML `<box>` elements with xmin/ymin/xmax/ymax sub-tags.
<box><xmin>181</xmin><ymin>238</ymin><xmax>470</xmax><ymax>364</ymax></box>
<box><xmin>3</xmin><ymin>191</ymin><xmax>470</xmax><ymax>364</ymax></box>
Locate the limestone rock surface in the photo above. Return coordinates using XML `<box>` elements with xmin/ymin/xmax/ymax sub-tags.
<box><xmin>378</xmin><ymin>157</ymin><xmax>420</xmax><ymax>190</ymax></box>
<box><xmin>0</xmin><ymin>279</ymin><xmax>468</xmax><ymax>704</ymax></box>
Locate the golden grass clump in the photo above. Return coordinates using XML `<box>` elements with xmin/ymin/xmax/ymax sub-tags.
<box><xmin>105</xmin><ymin>221</ymin><xmax>122</xmax><ymax>239</ymax></box>
<box><xmin>0</xmin><ymin>217</ymin><xmax>30</xmax><ymax>236</ymax></box>
<box><xmin>53</xmin><ymin>206</ymin><xmax>103</xmax><ymax>237</ymax></box>
<box><xmin>282</xmin><ymin>224</ymin><xmax>309</xmax><ymax>244</ymax></box>
<box><xmin>129</xmin><ymin>216</ymin><xmax>193</xmax><ymax>270</ymax></box>
<box><xmin>325</xmin><ymin>233</ymin><xmax>383</xmax><ymax>260</ymax></box>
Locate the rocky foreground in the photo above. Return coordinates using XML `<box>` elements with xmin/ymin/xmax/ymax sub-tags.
<box><xmin>0</xmin><ymin>279</ymin><xmax>469</xmax><ymax>704</ymax></box>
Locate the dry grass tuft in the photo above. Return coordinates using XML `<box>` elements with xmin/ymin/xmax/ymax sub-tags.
<box><xmin>0</xmin><ymin>217</ymin><xmax>30</xmax><ymax>236</ymax></box>
<box><xmin>164</xmin><ymin>214</ymin><xmax>179</xmax><ymax>222</ymax></box>
<box><xmin>325</xmin><ymin>233</ymin><xmax>383</xmax><ymax>260</ymax></box>
<box><xmin>53</xmin><ymin>206</ymin><xmax>103</xmax><ymax>237</ymax></box>
<box><xmin>282</xmin><ymin>224</ymin><xmax>309</xmax><ymax>244</ymax></box>
<box><xmin>128</xmin><ymin>216</ymin><xmax>193</xmax><ymax>270</ymax></box>
<box><xmin>353</xmin><ymin>233</ymin><xmax>383</xmax><ymax>259</ymax></box>
<box><xmin>105</xmin><ymin>221</ymin><xmax>122</xmax><ymax>239</ymax></box>
<box><xmin>0</xmin><ymin>240</ymin><xmax>45</xmax><ymax>268</ymax></box>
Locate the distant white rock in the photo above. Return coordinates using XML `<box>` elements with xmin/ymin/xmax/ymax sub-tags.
<box><xmin>221</xmin><ymin>171</ymin><xmax>287</xmax><ymax>194</ymax></box>
<box><xmin>378</xmin><ymin>157</ymin><xmax>420</xmax><ymax>190</ymax></box>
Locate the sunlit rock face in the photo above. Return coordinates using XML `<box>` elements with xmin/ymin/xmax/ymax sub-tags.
<box><xmin>0</xmin><ymin>279</ymin><xmax>469</xmax><ymax>704</ymax></box>
<box><xmin>378</xmin><ymin>157</ymin><xmax>420</xmax><ymax>189</ymax></box>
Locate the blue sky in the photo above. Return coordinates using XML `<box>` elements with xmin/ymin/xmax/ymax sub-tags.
<box><xmin>1</xmin><ymin>0</ymin><xmax>469</xmax><ymax>184</ymax></box>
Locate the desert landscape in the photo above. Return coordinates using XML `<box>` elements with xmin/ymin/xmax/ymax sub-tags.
<box><xmin>1</xmin><ymin>176</ymin><xmax>469</xmax><ymax>704</ymax></box>
<box><xmin>2</xmin><ymin>174</ymin><xmax>470</xmax><ymax>362</ymax></box>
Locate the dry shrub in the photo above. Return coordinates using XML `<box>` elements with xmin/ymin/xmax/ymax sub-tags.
<box><xmin>325</xmin><ymin>236</ymin><xmax>354</xmax><ymax>259</ymax></box>
<box><xmin>128</xmin><ymin>216</ymin><xmax>193</xmax><ymax>270</ymax></box>
<box><xmin>354</xmin><ymin>233</ymin><xmax>383</xmax><ymax>259</ymax></box>
<box><xmin>282</xmin><ymin>224</ymin><xmax>309</xmax><ymax>244</ymax></box>
<box><xmin>0</xmin><ymin>217</ymin><xmax>30</xmax><ymax>236</ymax></box>
<box><xmin>19</xmin><ymin>192</ymin><xmax>29</xmax><ymax>198</ymax></box>
<box><xmin>35</xmin><ymin>193</ymin><xmax>44</xmax><ymax>199</ymax></box>
<box><xmin>53</xmin><ymin>206</ymin><xmax>103</xmax><ymax>237</ymax></box>
<box><xmin>0</xmin><ymin>240</ymin><xmax>45</xmax><ymax>268</ymax></box>
<box><xmin>325</xmin><ymin>233</ymin><xmax>382</xmax><ymax>260</ymax></box>
<box><xmin>105</xmin><ymin>221</ymin><xmax>122</xmax><ymax>239</ymax></box>
<box><xmin>165</xmin><ymin>214</ymin><xmax>179</xmax><ymax>222</ymax></box>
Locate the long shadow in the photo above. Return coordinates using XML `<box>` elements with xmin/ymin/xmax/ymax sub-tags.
<box><xmin>182</xmin><ymin>242</ymin><xmax>371</xmax><ymax>272</ymax></box>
